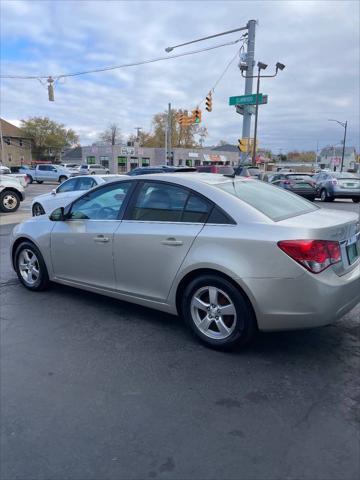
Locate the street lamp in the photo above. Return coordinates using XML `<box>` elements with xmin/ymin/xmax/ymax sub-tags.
<box><xmin>328</xmin><ymin>119</ymin><xmax>347</xmax><ymax>172</ymax></box>
<box><xmin>241</xmin><ymin>61</ymin><xmax>285</xmax><ymax>165</ymax></box>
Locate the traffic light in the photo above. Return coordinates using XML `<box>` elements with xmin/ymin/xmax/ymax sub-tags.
<box><xmin>238</xmin><ymin>138</ymin><xmax>249</xmax><ymax>152</ymax></box>
<box><xmin>205</xmin><ymin>92</ymin><xmax>212</xmax><ymax>112</ymax></box>
<box><xmin>177</xmin><ymin>113</ymin><xmax>184</xmax><ymax>126</ymax></box>
<box><xmin>193</xmin><ymin>107</ymin><xmax>202</xmax><ymax>124</ymax></box>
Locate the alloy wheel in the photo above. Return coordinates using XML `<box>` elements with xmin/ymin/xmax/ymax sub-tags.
<box><xmin>18</xmin><ymin>249</ymin><xmax>40</xmax><ymax>286</ymax></box>
<box><xmin>33</xmin><ymin>203</ymin><xmax>44</xmax><ymax>216</ymax></box>
<box><xmin>190</xmin><ymin>286</ymin><xmax>237</xmax><ymax>340</ymax></box>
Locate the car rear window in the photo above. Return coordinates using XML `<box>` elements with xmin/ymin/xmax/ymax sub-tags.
<box><xmin>215</xmin><ymin>180</ymin><xmax>318</xmax><ymax>221</ymax></box>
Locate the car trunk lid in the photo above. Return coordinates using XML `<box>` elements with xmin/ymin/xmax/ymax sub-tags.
<box><xmin>277</xmin><ymin>208</ymin><xmax>360</xmax><ymax>274</ymax></box>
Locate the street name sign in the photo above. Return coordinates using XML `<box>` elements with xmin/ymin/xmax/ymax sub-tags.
<box><xmin>229</xmin><ymin>93</ymin><xmax>268</xmax><ymax>106</ymax></box>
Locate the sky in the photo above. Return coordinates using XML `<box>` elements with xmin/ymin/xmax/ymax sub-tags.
<box><xmin>1</xmin><ymin>0</ymin><xmax>359</xmax><ymax>153</ymax></box>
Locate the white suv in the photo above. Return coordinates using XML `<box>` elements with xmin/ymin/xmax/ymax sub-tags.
<box><xmin>79</xmin><ymin>164</ymin><xmax>109</xmax><ymax>175</ymax></box>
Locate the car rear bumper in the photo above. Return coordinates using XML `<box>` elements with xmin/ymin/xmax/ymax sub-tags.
<box><xmin>333</xmin><ymin>192</ymin><xmax>360</xmax><ymax>199</ymax></box>
<box><xmin>241</xmin><ymin>263</ymin><xmax>360</xmax><ymax>331</ymax></box>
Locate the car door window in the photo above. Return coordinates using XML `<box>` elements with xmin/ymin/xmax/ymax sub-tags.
<box><xmin>70</xmin><ymin>182</ymin><xmax>132</xmax><ymax>220</ymax></box>
<box><xmin>182</xmin><ymin>194</ymin><xmax>211</xmax><ymax>222</ymax></box>
<box><xmin>57</xmin><ymin>178</ymin><xmax>78</xmax><ymax>193</ymax></box>
<box><xmin>129</xmin><ymin>182</ymin><xmax>189</xmax><ymax>222</ymax></box>
<box><xmin>77</xmin><ymin>177</ymin><xmax>97</xmax><ymax>191</ymax></box>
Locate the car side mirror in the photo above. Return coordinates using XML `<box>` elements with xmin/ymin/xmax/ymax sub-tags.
<box><xmin>51</xmin><ymin>189</ymin><xmax>56</xmax><ymax>195</ymax></box>
<box><xmin>49</xmin><ymin>207</ymin><xmax>65</xmax><ymax>221</ymax></box>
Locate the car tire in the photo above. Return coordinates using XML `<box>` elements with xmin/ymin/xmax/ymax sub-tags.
<box><xmin>181</xmin><ymin>274</ymin><xmax>257</xmax><ymax>350</ymax></box>
<box><xmin>14</xmin><ymin>241</ymin><xmax>50</xmax><ymax>291</ymax></box>
<box><xmin>91</xmin><ymin>172</ymin><xmax>96</xmax><ymax>175</ymax></box>
<box><xmin>59</xmin><ymin>175</ymin><xmax>68</xmax><ymax>183</ymax></box>
<box><xmin>32</xmin><ymin>202</ymin><xmax>45</xmax><ymax>216</ymax></box>
<box><xmin>308</xmin><ymin>196</ymin><xmax>316</xmax><ymax>202</ymax></box>
<box><xmin>28</xmin><ymin>175</ymin><xmax>33</xmax><ymax>184</ymax></box>
<box><xmin>320</xmin><ymin>189</ymin><xmax>333</xmax><ymax>202</ymax></box>
<box><xmin>0</xmin><ymin>189</ymin><xmax>20</xmax><ymax>212</ymax></box>
<box><xmin>352</xmin><ymin>198</ymin><xmax>359</xmax><ymax>203</ymax></box>
<box><xmin>36</xmin><ymin>180</ymin><xmax>43</xmax><ymax>184</ymax></box>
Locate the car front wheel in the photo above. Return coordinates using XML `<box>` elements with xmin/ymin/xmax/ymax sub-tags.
<box><xmin>0</xmin><ymin>190</ymin><xmax>20</xmax><ymax>212</ymax></box>
<box><xmin>59</xmin><ymin>175</ymin><xmax>68</xmax><ymax>183</ymax></box>
<box><xmin>32</xmin><ymin>203</ymin><xmax>45</xmax><ymax>216</ymax></box>
<box><xmin>182</xmin><ymin>275</ymin><xmax>257</xmax><ymax>350</ymax></box>
<box><xmin>352</xmin><ymin>198</ymin><xmax>359</xmax><ymax>203</ymax></box>
<box><xmin>14</xmin><ymin>241</ymin><xmax>49</xmax><ymax>291</ymax></box>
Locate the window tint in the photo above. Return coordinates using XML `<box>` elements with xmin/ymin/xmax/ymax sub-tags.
<box><xmin>38</xmin><ymin>165</ymin><xmax>47</xmax><ymax>171</ymax></box>
<box><xmin>216</xmin><ymin>180</ymin><xmax>318</xmax><ymax>221</ymax></box>
<box><xmin>57</xmin><ymin>178</ymin><xmax>78</xmax><ymax>193</ymax></box>
<box><xmin>182</xmin><ymin>194</ymin><xmax>211</xmax><ymax>223</ymax></box>
<box><xmin>77</xmin><ymin>177</ymin><xmax>96</xmax><ymax>191</ymax></box>
<box><xmin>207</xmin><ymin>207</ymin><xmax>235</xmax><ymax>225</ymax></box>
<box><xmin>80</xmin><ymin>165</ymin><xmax>88</xmax><ymax>170</ymax></box>
<box><xmin>70</xmin><ymin>182</ymin><xmax>131</xmax><ymax>220</ymax></box>
<box><xmin>130</xmin><ymin>182</ymin><xmax>189</xmax><ymax>222</ymax></box>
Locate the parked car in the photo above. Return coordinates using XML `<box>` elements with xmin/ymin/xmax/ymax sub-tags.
<box><xmin>78</xmin><ymin>164</ymin><xmax>110</xmax><ymax>175</ymax></box>
<box><xmin>31</xmin><ymin>174</ymin><xmax>127</xmax><ymax>216</ymax></box>
<box><xmin>0</xmin><ymin>165</ymin><xmax>29</xmax><ymax>188</ymax></box>
<box><xmin>10</xmin><ymin>173</ymin><xmax>360</xmax><ymax>350</ymax></box>
<box><xmin>313</xmin><ymin>171</ymin><xmax>360</xmax><ymax>203</ymax></box>
<box><xmin>269</xmin><ymin>172</ymin><xmax>316</xmax><ymax>201</ymax></box>
<box><xmin>196</xmin><ymin>165</ymin><xmax>234</xmax><ymax>174</ymax></box>
<box><xmin>19</xmin><ymin>164</ymin><xmax>75</xmax><ymax>184</ymax></box>
<box><xmin>235</xmin><ymin>166</ymin><xmax>262</xmax><ymax>179</ymax></box>
<box><xmin>127</xmin><ymin>166</ymin><xmax>196</xmax><ymax>176</ymax></box>
<box><xmin>0</xmin><ymin>175</ymin><xmax>25</xmax><ymax>212</ymax></box>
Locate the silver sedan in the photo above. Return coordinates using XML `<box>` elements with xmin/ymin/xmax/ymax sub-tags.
<box><xmin>10</xmin><ymin>173</ymin><xmax>360</xmax><ymax>350</ymax></box>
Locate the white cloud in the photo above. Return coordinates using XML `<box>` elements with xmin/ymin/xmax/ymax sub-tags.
<box><xmin>1</xmin><ymin>0</ymin><xmax>359</xmax><ymax>152</ymax></box>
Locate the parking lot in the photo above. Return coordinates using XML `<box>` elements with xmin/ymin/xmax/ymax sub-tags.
<box><xmin>1</xmin><ymin>183</ymin><xmax>359</xmax><ymax>480</ymax></box>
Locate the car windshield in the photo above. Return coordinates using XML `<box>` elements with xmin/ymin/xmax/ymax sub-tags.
<box><xmin>287</xmin><ymin>175</ymin><xmax>313</xmax><ymax>180</ymax></box>
<box><xmin>215</xmin><ymin>180</ymin><xmax>318</xmax><ymax>221</ymax></box>
<box><xmin>80</xmin><ymin>165</ymin><xmax>88</xmax><ymax>169</ymax></box>
<box><xmin>331</xmin><ymin>172</ymin><xmax>359</xmax><ymax>179</ymax></box>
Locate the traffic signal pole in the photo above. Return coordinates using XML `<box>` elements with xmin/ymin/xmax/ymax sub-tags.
<box><xmin>240</xmin><ymin>19</ymin><xmax>256</xmax><ymax>163</ymax></box>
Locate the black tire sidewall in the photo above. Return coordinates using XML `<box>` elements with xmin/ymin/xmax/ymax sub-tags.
<box><xmin>181</xmin><ymin>275</ymin><xmax>256</xmax><ymax>350</ymax></box>
<box><xmin>59</xmin><ymin>176</ymin><xmax>67</xmax><ymax>183</ymax></box>
<box><xmin>320</xmin><ymin>189</ymin><xmax>327</xmax><ymax>201</ymax></box>
<box><xmin>28</xmin><ymin>176</ymin><xmax>33</xmax><ymax>184</ymax></box>
<box><xmin>0</xmin><ymin>190</ymin><xmax>20</xmax><ymax>212</ymax></box>
<box><xmin>14</xmin><ymin>241</ymin><xmax>49</xmax><ymax>291</ymax></box>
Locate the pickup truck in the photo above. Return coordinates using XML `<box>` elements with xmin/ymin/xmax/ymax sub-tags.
<box><xmin>0</xmin><ymin>165</ymin><xmax>29</xmax><ymax>188</ymax></box>
<box><xmin>19</xmin><ymin>164</ymin><xmax>75</xmax><ymax>184</ymax></box>
<box><xmin>0</xmin><ymin>175</ymin><xmax>25</xmax><ymax>212</ymax></box>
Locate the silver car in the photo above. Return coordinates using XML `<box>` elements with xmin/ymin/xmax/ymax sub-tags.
<box><xmin>10</xmin><ymin>173</ymin><xmax>360</xmax><ymax>350</ymax></box>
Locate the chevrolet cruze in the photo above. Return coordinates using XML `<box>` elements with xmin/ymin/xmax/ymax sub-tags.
<box><xmin>10</xmin><ymin>173</ymin><xmax>360</xmax><ymax>349</ymax></box>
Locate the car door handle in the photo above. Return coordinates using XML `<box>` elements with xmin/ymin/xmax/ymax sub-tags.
<box><xmin>161</xmin><ymin>237</ymin><xmax>183</xmax><ymax>246</ymax></box>
<box><xmin>93</xmin><ymin>235</ymin><xmax>110</xmax><ymax>243</ymax></box>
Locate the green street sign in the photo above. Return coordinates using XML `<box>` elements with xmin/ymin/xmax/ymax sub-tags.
<box><xmin>229</xmin><ymin>93</ymin><xmax>263</xmax><ymax>106</ymax></box>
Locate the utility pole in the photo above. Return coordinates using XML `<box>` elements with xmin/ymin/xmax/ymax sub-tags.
<box><xmin>240</xmin><ymin>19</ymin><xmax>256</xmax><ymax>163</ymax></box>
<box><xmin>168</xmin><ymin>103</ymin><xmax>172</xmax><ymax>165</ymax></box>
<box><xmin>340</xmin><ymin>121</ymin><xmax>347</xmax><ymax>172</ymax></box>
<box><xmin>134</xmin><ymin>127</ymin><xmax>142</xmax><ymax>141</ymax></box>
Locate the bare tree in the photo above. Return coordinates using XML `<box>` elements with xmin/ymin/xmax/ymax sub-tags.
<box><xmin>100</xmin><ymin>123</ymin><xmax>122</xmax><ymax>145</ymax></box>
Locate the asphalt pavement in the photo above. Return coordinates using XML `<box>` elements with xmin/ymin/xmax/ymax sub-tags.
<box><xmin>1</xmin><ymin>184</ymin><xmax>359</xmax><ymax>480</ymax></box>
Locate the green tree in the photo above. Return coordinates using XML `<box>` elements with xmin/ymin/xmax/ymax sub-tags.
<box><xmin>20</xmin><ymin>117</ymin><xmax>79</xmax><ymax>161</ymax></box>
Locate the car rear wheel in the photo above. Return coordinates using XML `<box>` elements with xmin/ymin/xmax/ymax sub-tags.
<box><xmin>27</xmin><ymin>175</ymin><xmax>33</xmax><ymax>184</ymax></box>
<box><xmin>352</xmin><ymin>198</ymin><xmax>359</xmax><ymax>203</ymax></box>
<box><xmin>0</xmin><ymin>190</ymin><xmax>20</xmax><ymax>212</ymax></box>
<box><xmin>59</xmin><ymin>175</ymin><xmax>67</xmax><ymax>183</ymax></box>
<box><xmin>32</xmin><ymin>202</ymin><xmax>45</xmax><ymax>216</ymax></box>
<box><xmin>182</xmin><ymin>275</ymin><xmax>257</xmax><ymax>350</ymax></box>
<box><xmin>91</xmin><ymin>172</ymin><xmax>96</xmax><ymax>175</ymax></box>
<box><xmin>14</xmin><ymin>241</ymin><xmax>49</xmax><ymax>291</ymax></box>
<box><xmin>36</xmin><ymin>180</ymin><xmax>43</xmax><ymax>184</ymax></box>
<box><xmin>320</xmin><ymin>189</ymin><xmax>333</xmax><ymax>202</ymax></box>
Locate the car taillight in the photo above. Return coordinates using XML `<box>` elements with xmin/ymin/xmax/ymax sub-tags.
<box><xmin>278</xmin><ymin>240</ymin><xmax>341</xmax><ymax>273</ymax></box>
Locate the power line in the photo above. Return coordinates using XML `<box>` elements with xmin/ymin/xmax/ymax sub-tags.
<box><xmin>0</xmin><ymin>37</ymin><xmax>243</xmax><ymax>80</ymax></box>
